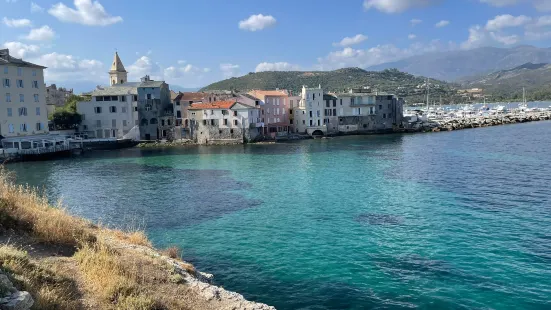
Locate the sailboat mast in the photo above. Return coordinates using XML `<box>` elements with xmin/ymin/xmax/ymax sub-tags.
<box><xmin>426</xmin><ymin>78</ymin><xmax>429</xmax><ymax>112</ymax></box>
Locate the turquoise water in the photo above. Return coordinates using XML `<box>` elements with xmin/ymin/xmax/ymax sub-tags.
<box><xmin>7</xmin><ymin>121</ymin><xmax>551</xmax><ymax>309</ymax></box>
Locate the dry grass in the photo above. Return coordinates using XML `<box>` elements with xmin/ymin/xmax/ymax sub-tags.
<box><xmin>0</xmin><ymin>168</ymin><xmax>222</xmax><ymax>310</ymax></box>
<box><xmin>0</xmin><ymin>245</ymin><xmax>82</xmax><ymax>310</ymax></box>
<box><xmin>0</xmin><ymin>168</ymin><xmax>95</xmax><ymax>246</ymax></box>
<box><xmin>164</xmin><ymin>246</ymin><xmax>181</xmax><ymax>259</ymax></box>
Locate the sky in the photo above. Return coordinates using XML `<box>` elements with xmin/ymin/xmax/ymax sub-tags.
<box><xmin>1</xmin><ymin>0</ymin><xmax>551</xmax><ymax>92</ymax></box>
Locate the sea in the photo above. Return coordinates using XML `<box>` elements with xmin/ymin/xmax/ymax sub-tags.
<box><xmin>7</xmin><ymin>120</ymin><xmax>551</xmax><ymax>309</ymax></box>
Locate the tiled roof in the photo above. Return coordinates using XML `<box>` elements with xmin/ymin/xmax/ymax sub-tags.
<box><xmin>189</xmin><ymin>101</ymin><xmax>236</xmax><ymax>110</ymax></box>
<box><xmin>323</xmin><ymin>94</ymin><xmax>337</xmax><ymax>100</ymax></box>
<box><xmin>0</xmin><ymin>49</ymin><xmax>46</xmax><ymax>69</ymax></box>
<box><xmin>90</xmin><ymin>82</ymin><xmax>140</xmax><ymax>96</ymax></box>
<box><xmin>239</xmin><ymin>93</ymin><xmax>260</xmax><ymax>101</ymax></box>
<box><xmin>179</xmin><ymin>92</ymin><xmax>205</xmax><ymax>101</ymax></box>
<box><xmin>139</xmin><ymin>80</ymin><xmax>165</xmax><ymax>88</ymax></box>
<box><xmin>249</xmin><ymin>90</ymin><xmax>289</xmax><ymax>98</ymax></box>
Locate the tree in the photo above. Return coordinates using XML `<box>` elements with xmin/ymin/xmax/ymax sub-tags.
<box><xmin>51</xmin><ymin>110</ymin><xmax>82</xmax><ymax>130</ymax></box>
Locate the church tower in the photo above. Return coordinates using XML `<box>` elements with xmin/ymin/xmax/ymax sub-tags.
<box><xmin>109</xmin><ymin>52</ymin><xmax>127</xmax><ymax>86</ymax></box>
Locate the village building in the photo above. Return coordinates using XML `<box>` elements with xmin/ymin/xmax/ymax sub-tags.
<box><xmin>248</xmin><ymin>89</ymin><xmax>291</xmax><ymax>137</ymax></box>
<box><xmin>293</xmin><ymin>85</ymin><xmax>325</xmax><ymax>135</ymax></box>
<box><xmin>0</xmin><ymin>48</ymin><xmax>49</xmax><ymax>138</ymax></box>
<box><xmin>137</xmin><ymin>76</ymin><xmax>174</xmax><ymax>140</ymax></box>
<box><xmin>189</xmin><ymin>100</ymin><xmax>261</xmax><ymax>144</ymax></box>
<box><xmin>45</xmin><ymin>84</ymin><xmax>73</xmax><ymax>116</ymax></box>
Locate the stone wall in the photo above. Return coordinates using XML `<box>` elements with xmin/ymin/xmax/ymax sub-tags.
<box><xmin>0</xmin><ymin>271</ymin><xmax>33</xmax><ymax>310</ymax></box>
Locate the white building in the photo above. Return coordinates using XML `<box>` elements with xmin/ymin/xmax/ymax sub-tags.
<box><xmin>77</xmin><ymin>52</ymin><xmax>138</xmax><ymax>139</ymax></box>
<box><xmin>293</xmin><ymin>85</ymin><xmax>325</xmax><ymax>134</ymax></box>
<box><xmin>0</xmin><ymin>49</ymin><xmax>49</xmax><ymax>138</ymax></box>
<box><xmin>189</xmin><ymin>101</ymin><xmax>261</xmax><ymax>144</ymax></box>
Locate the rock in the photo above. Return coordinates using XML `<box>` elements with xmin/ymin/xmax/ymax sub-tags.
<box><xmin>0</xmin><ymin>291</ymin><xmax>34</xmax><ymax>310</ymax></box>
<box><xmin>0</xmin><ymin>275</ymin><xmax>16</xmax><ymax>297</ymax></box>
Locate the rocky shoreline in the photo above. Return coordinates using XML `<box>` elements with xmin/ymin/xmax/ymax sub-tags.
<box><xmin>407</xmin><ymin>111</ymin><xmax>551</xmax><ymax>133</ymax></box>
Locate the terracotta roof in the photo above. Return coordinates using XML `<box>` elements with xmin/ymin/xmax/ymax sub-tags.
<box><xmin>249</xmin><ymin>90</ymin><xmax>289</xmax><ymax>98</ymax></box>
<box><xmin>180</xmin><ymin>92</ymin><xmax>205</xmax><ymax>101</ymax></box>
<box><xmin>189</xmin><ymin>101</ymin><xmax>236</xmax><ymax>110</ymax></box>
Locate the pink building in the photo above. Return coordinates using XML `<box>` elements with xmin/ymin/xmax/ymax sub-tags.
<box><xmin>248</xmin><ymin>90</ymin><xmax>291</xmax><ymax>136</ymax></box>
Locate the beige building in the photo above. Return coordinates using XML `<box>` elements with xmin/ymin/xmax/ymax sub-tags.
<box><xmin>292</xmin><ymin>85</ymin><xmax>325</xmax><ymax>134</ymax></box>
<box><xmin>0</xmin><ymin>49</ymin><xmax>49</xmax><ymax>138</ymax></box>
<box><xmin>45</xmin><ymin>84</ymin><xmax>73</xmax><ymax>116</ymax></box>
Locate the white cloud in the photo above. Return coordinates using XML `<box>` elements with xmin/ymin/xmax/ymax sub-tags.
<box><xmin>31</xmin><ymin>2</ymin><xmax>44</xmax><ymax>13</ymax></box>
<box><xmin>238</xmin><ymin>14</ymin><xmax>276</xmax><ymax>31</ymax></box>
<box><xmin>317</xmin><ymin>41</ymin><xmax>450</xmax><ymax>70</ymax></box>
<box><xmin>411</xmin><ymin>19</ymin><xmax>423</xmax><ymax>26</ymax></box>
<box><xmin>22</xmin><ymin>25</ymin><xmax>55</xmax><ymax>41</ymax></box>
<box><xmin>128</xmin><ymin>56</ymin><xmax>163</xmax><ymax>81</ymax></box>
<box><xmin>48</xmin><ymin>0</ymin><xmax>123</xmax><ymax>26</ymax></box>
<box><xmin>220</xmin><ymin>63</ymin><xmax>240</xmax><ymax>78</ymax></box>
<box><xmin>435</xmin><ymin>20</ymin><xmax>450</xmax><ymax>28</ymax></box>
<box><xmin>28</xmin><ymin>52</ymin><xmax>105</xmax><ymax>83</ymax></box>
<box><xmin>363</xmin><ymin>0</ymin><xmax>439</xmax><ymax>13</ymax></box>
<box><xmin>2</xmin><ymin>17</ymin><xmax>32</xmax><ymax>27</ymax></box>
<box><xmin>490</xmin><ymin>32</ymin><xmax>521</xmax><ymax>45</ymax></box>
<box><xmin>1</xmin><ymin>41</ymin><xmax>40</xmax><ymax>58</ymax></box>
<box><xmin>333</xmin><ymin>34</ymin><xmax>368</xmax><ymax>47</ymax></box>
<box><xmin>485</xmin><ymin>14</ymin><xmax>531</xmax><ymax>31</ymax></box>
<box><xmin>164</xmin><ymin>63</ymin><xmax>207</xmax><ymax>78</ymax></box>
<box><xmin>255</xmin><ymin>62</ymin><xmax>301</xmax><ymax>72</ymax></box>
<box><xmin>534</xmin><ymin>0</ymin><xmax>551</xmax><ymax>12</ymax></box>
<box><xmin>408</xmin><ymin>34</ymin><xmax>417</xmax><ymax>40</ymax></box>
<box><xmin>479</xmin><ymin>0</ymin><xmax>551</xmax><ymax>12</ymax></box>
<box><xmin>177</xmin><ymin>60</ymin><xmax>186</xmax><ymax>65</ymax></box>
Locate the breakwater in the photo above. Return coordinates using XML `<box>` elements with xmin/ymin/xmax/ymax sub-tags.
<box><xmin>410</xmin><ymin>111</ymin><xmax>551</xmax><ymax>132</ymax></box>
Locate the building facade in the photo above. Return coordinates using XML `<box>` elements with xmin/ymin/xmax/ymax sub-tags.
<box><xmin>248</xmin><ymin>90</ymin><xmax>291</xmax><ymax>137</ymax></box>
<box><xmin>293</xmin><ymin>85</ymin><xmax>325</xmax><ymax>134</ymax></box>
<box><xmin>0</xmin><ymin>49</ymin><xmax>49</xmax><ymax>138</ymax></box>
<box><xmin>109</xmin><ymin>52</ymin><xmax>128</xmax><ymax>86</ymax></box>
<box><xmin>189</xmin><ymin>101</ymin><xmax>261</xmax><ymax>144</ymax></box>
<box><xmin>45</xmin><ymin>84</ymin><xmax>73</xmax><ymax>116</ymax></box>
<box><xmin>77</xmin><ymin>84</ymin><xmax>139</xmax><ymax>139</ymax></box>
<box><xmin>137</xmin><ymin>76</ymin><xmax>174</xmax><ymax>140</ymax></box>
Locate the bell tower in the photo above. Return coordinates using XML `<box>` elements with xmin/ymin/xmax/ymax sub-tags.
<box><xmin>109</xmin><ymin>52</ymin><xmax>127</xmax><ymax>86</ymax></box>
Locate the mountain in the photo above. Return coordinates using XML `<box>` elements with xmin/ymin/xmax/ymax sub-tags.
<box><xmin>170</xmin><ymin>85</ymin><xmax>201</xmax><ymax>93</ymax></box>
<box><xmin>460</xmin><ymin>62</ymin><xmax>551</xmax><ymax>101</ymax></box>
<box><xmin>368</xmin><ymin>45</ymin><xmax>551</xmax><ymax>81</ymax></box>
<box><xmin>201</xmin><ymin>67</ymin><xmax>457</xmax><ymax>102</ymax></box>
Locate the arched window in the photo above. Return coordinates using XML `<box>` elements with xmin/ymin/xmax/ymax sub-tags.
<box><xmin>121</xmin><ymin>80</ymin><xmax>124</xmax><ymax>84</ymax></box>
<box><xmin>161</xmin><ymin>119</ymin><xmax>165</xmax><ymax>126</ymax></box>
<box><xmin>145</xmin><ymin>104</ymin><xmax>152</xmax><ymax>111</ymax></box>
<box><xmin>150</xmin><ymin>118</ymin><xmax>158</xmax><ymax>125</ymax></box>
<box><xmin>141</xmin><ymin>119</ymin><xmax>148</xmax><ymax>126</ymax></box>
<box><xmin>168</xmin><ymin>119</ymin><xmax>172</xmax><ymax>126</ymax></box>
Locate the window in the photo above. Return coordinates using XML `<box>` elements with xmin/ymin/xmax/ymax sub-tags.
<box><xmin>176</xmin><ymin>101</ymin><xmax>180</xmax><ymax>106</ymax></box>
<box><xmin>340</xmin><ymin>99</ymin><xmax>342</xmax><ymax>105</ymax></box>
<box><xmin>96</xmin><ymin>120</ymin><xmax>101</xmax><ymax>128</ymax></box>
<box><xmin>94</xmin><ymin>107</ymin><xmax>102</xmax><ymax>114</ymax></box>
<box><xmin>150</xmin><ymin>118</ymin><xmax>158</xmax><ymax>125</ymax></box>
<box><xmin>168</xmin><ymin>119</ymin><xmax>171</xmax><ymax>126</ymax></box>
<box><xmin>32</xmin><ymin>81</ymin><xmax>38</xmax><ymax>88</ymax></box>
<box><xmin>145</xmin><ymin>104</ymin><xmax>152</xmax><ymax>111</ymax></box>
<box><xmin>203</xmin><ymin>120</ymin><xmax>207</xmax><ymax>125</ymax></box>
<box><xmin>109</xmin><ymin>106</ymin><xmax>117</xmax><ymax>113</ymax></box>
<box><xmin>161</xmin><ymin>119</ymin><xmax>165</xmax><ymax>126</ymax></box>
<box><xmin>141</xmin><ymin>119</ymin><xmax>149</xmax><ymax>126</ymax></box>
<box><xmin>19</xmin><ymin>94</ymin><xmax>24</xmax><ymax>102</ymax></box>
<box><xmin>36</xmin><ymin>107</ymin><xmax>40</xmax><ymax>116</ymax></box>
<box><xmin>18</xmin><ymin>107</ymin><xmax>27</xmax><ymax>116</ymax></box>
<box><xmin>8</xmin><ymin>124</ymin><xmax>14</xmax><ymax>133</ymax></box>
<box><xmin>6</xmin><ymin>93</ymin><xmax>11</xmax><ymax>102</ymax></box>
<box><xmin>224</xmin><ymin>119</ymin><xmax>228</xmax><ymax>125</ymax></box>
<box><xmin>316</xmin><ymin>110</ymin><xmax>320</xmax><ymax>117</ymax></box>
<box><xmin>210</xmin><ymin>119</ymin><xmax>215</xmax><ymax>126</ymax></box>
<box><xmin>326</xmin><ymin>101</ymin><xmax>330</xmax><ymax>108</ymax></box>
<box><xmin>3</xmin><ymin>78</ymin><xmax>10</xmax><ymax>88</ymax></box>
<box><xmin>83</xmin><ymin>125</ymin><xmax>88</xmax><ymax>130</ymax></box>
<box><xmin>147</xmin><ymin>94</ymin><xmax>152</xmax><ymax>100</ymax></box>
<box><xmin>20</xmin><ymin>123</ymin><xmax>27</xmax><ymax>132</ymax></box>
<box><xmin>176</xmin><ymin>111</ymin><xmax>181</xmax><ymax>118</ymax></box>
<box><xmin>34</xmin><ymin>94</ymin><xmax>39</xmax><ymax>102</ymax></box>
<box><xmin>96</xmin><ymin>96</ymin><xmax>104</xmax><ymax>101</ymax></box>
<box><xmin>222</xmin><ymin>110</ymin><xmax>229</xmax><ymax>115</ymax></box>
<box><xmin>302</xmin><ymin>120</ymin><xmax>305</xmax><ymax>125</ymax></box>
<box><xmin>134</xmin><ymin>107</ymin><xmax>138</xmax><ymax>112</ymax></box>
<box><xmin>333</xmin><ymin>100</ymin><xmax>337</xmax><ymax>107</ymax></box>
<box><xmin>36</xmin><ymin>123</ymin><xmax>42</xmax><ymax>131</ymax></box>
<box><xmin>333</xmin><ymin>109</ymin><xmax>336</xmax><ymax>116</ymax></box>
<box><xmin>17</xmin><ymin>67</ymin><xmax>22</xmax><ymax>76</ymax></box>
<box><xmin>383</xmin><ymin>113</ymin><xmax>386</xmax><ymax>119</ymax></box>
<box><xmin>111</xmin><ymin>96</ymin><xmax>117</xmax><ymax>101</ymax></box>
<box><xmin>234</xmin><ymin>120</ymin><xmax>238</xmax><ymax>126</ymax></box>
<box><xmin>309</xmin><ymin>111</ymin><xmax>312</xmax><ymax>117</ymax></box>
<box><xmin>32</xmin><ymin>70</ymin><xmax>36</xmax><ymax>77</ymax></box>
<box><xmin>133</xmin><ymin>95</ymin><xmax>138</xmax><ymax>101</ymax></box>
<box><xmin>112</xmin><ymin>119</ymin><xmax>116</xmax><ymax>127</ymax></box>
<box><xmin>121</xmin><ymin>96</ymin><xmax>127</xmax><ymax>102</ymax></box>
<box><xmin>16</xmin><ymin>80</ymin><xmax>23</xmax><ymax>88</ymax></box>
<box><xmin>7</xmin><ymin>108</ymin><xmax>12</xmax><ymax>117</ymax></box>
<box><xmin>313</xmin><ymin>93</ymin><xmax>315</xmax><ymax>100</ymax></box>
<box><xmin>104</xmin><ymin>96</ymin><xmax>111</xmax><ymax>101</ymax></box>
<box><xmin>122</xmin><ymin>107</ymin><xmax>127</xmax><ymax>113</ymax></box>
<box><xmin>369</xmin><ymin>106</ymin><xmax>375</xmax><ymax>115</ymax></box>
<box><xmin>379</xmin><ymin>105</ymin><xmax>382</xmax><ymax>110</ymax></box>
<box><xmin>276</xmin><ymin>108</ymin><xmax>280</xmax><ymax>115</ymax></box>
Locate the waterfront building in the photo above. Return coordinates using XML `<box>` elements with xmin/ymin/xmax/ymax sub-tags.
<box><xmin>45</xmin><ymin>84</ymin><xmax>73</xmax><ymax>116</ymax></box>
<box><xmin>189</xmin><ymin>100</ymin><xmax>261</xmax><ymax>144</ymax></box>
<box><xmin>109</xmin><ymin>52</ymin><xmax>128</xmax><ymax>86</ymax></box>
<box><xmin>0</xmin><ymin>48</ymin><xmax>49</xmax><ymax>138</ymax></box>
<box><xmin>248</xmin><ymin>89</ymin><xmax>291</xmax><ymax>137</ymax></box>
<box><xmin>137</xmin><ymin>75</ymin><xmax>174</xmax><ymax>140</ymax></box>
<box><xmin>334</xmin><ymin>88</ymin><xmax>404</xmax><ymax>133</ymax></box>
<box><xmin>77</xmin><ymin>83</ymin><xmax>139</xmax><ymax>139</ymax></box>
<box><xmin>292</xmin><ymin>85</ymin><xmax>325</xmax><ymax>135</ymax></box>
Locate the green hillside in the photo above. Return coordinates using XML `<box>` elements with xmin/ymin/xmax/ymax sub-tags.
<box><xmin>201</xmin><ymin>68</ymin><xmax>458</xmax><ymax>103</ymax></box>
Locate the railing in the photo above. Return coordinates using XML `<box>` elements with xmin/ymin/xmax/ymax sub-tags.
<box><xmin>18</xmin><ymin>144</ymin><xmax>79</xmax><ymax>155</ymax></box>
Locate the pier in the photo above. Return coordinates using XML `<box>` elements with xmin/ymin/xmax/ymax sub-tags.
<box><xmin>407</xmin><ymin>110</ymin><xmax>551</xmax><ymax>133</ymax></box>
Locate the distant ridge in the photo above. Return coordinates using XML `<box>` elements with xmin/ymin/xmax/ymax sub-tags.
<box><xmin>368</xmin><ymin>45</ymin><xmax>551</xmax><ymax>81</ymax></box>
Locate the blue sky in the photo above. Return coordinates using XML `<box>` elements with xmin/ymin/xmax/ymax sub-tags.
<box><xmin>1</xmin><ymin>0</ymin><xmax>551</xmax><ymax>92</ymax></box>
